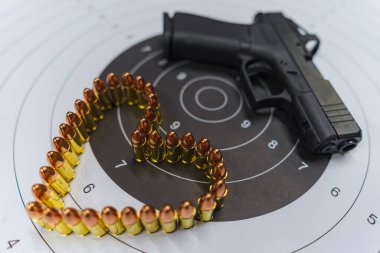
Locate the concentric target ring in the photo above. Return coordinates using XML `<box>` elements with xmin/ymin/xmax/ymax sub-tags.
<box><xmin>179</xmin><ymin>75</ymin><xmax>243</xmax><ymax>123</ymax></box>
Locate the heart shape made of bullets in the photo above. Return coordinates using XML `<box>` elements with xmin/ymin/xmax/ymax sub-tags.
<box><xmin>26</xmin><ymin>72</ymin><xmax>228</xmax><ymax>237</ymax></box>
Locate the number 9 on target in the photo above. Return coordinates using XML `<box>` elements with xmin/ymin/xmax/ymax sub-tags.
<box><xmin>241</xmin><ymin>120</ymin><xmax>251</xmax><ymax>128</ymax></box>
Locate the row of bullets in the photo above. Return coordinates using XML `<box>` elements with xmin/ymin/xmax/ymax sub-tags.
<box><xmin>132</xmin><ymin>127</ymin><xmax>228</xmax><ymax>179</ymax></box>
<box><xmin>26</xmin><ymin>200</ymin><xmax>203</xmax><ymax>236</ymax></box>
<box><xmin>26</xmin><ymin>72</ymin><xmax>228</xmax><ymax>237</ymax></box>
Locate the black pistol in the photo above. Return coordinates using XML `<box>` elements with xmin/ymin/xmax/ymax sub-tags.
<box><xmin>163</xmin><ymin>12</ymin><xmax>362</xmax><ymax>155</ymax></box>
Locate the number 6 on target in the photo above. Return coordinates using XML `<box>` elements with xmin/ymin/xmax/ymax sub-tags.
<box><xmin>83</xmin><ymin>184</ymin><xmax>95</xmax><ymax>194</ymax></box>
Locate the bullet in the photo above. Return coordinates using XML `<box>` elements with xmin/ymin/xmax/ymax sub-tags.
<box><xmin>147</xmin><ymin>93</ymin><xmax>162</xmax><ymax>125</ymax></box>
<box><xmin>181</xmin><ymin>132</ymin><xmax>196</xmax><ymax>164</ymax></box>
<box><xmin>165</xmin><ymin>131</ymin><xmax>181</xmax><ymax>163</ymax></box>
<box><xmin>107</xmin><ymin>73</ymin><xmax>126</xmax><ymax>106</ymax></box>
<box><xmin>83</xmin><ymin>88</ymin><xmax>104</xmax><ymax>121</ymax></box>
<box><xmin>140</xmin><ymin>205</ymin><xmax>159</xmax><ymax>233</ymax></box>
<box><xmin>26</xmin><ymin>202</ymin><xmax>54</xmax><ymax>231</ymax></box>
<box><xmin>62</xmin><ymin>208</ymin><xmax>90</xmax><ymax>236</ymax></box>
<box><xmin>32</xmin><ymin>184</ymin><xmax>64</xmax><ymax>209</ymax></box>
<box><xmin>47</xmin><ymin>151</ymin><xmax>75</xmax><ymax>182</ymax></box>
<box><xmin>43</xmin><ymin>207</ymin><xmax>72</xmax><ymax>235</ymax></box>
<box><xmin>207</xmin><ymin>148</ymin><xmax>223</xmax><ymax>178</ymax></box>
<box><xmin>178</xmin><ymin>200</ymin><xmax>196</xmax><ymax>229</ymax></box>
<box><xmin>59</xmin><ymin>123</ymin><xmax>84</xmax><ymax>154</ymax></box>
<box><xmin>131</xmin><ymin>129</ymin><xmax>148</xmax><ymax>163</ymax></box>
<box><xmin>195</xmin><ymin>138</ymin><xmax>211</xmax><ymax>170</ymax></box>
<box><xmin>122</xmin><ymin>72</ymin><xmax>136</xmax><ymax>105</ymax></box>
<box><xmin>120</xmin><ymin>207</ymin><xmax>143</xmax><ymax>236</ymax></box>
<box><xmin>144</xmin><ymin>105</ymin><xmax>159</xmax><ymax>130</ymax></box>
<box><xmin>137</xmin><ymin>117</ymin><xmax>152</xmax><ymax>138</ymax></box>
<box><xmin>101</xmin><ymin>206</ymin><xmax>125</xmax><ymax>235</ymax></box>
<box><xmin>144</xmin><ymin>82</ymin><xmax>156</xmax><ymax>97</ymax></box>
<box><xmin>159</xmin><ymin>204</ymin><xmax>177</xmax><ymax>233</ymax></box>
<box><xmin>66</xmin><ymin>111</ymin><xmax>90</xmax><ymax>144</ymax></box>
<box><xmin>39</xmin><ymin>166</ymin><xmax>70</xmax><ymax>197</ymax></box>
<box><xmin>135</xmin><ymin>76</ymin><xmax>146</xmax><ymax>109</ymax></box>
<box><xmin>81</xmin><ymin>208</ymin><xmax>108</xmax><ymax>237</ymax></box>
<box><xmin>210</xmin><ymin>179</ymin><xmax>228</xmax><ymax>210</ymax></box>
<box><xmin>53</xmin><ymin>136</ymin><xmax>79</xmax><ymax>167</ymax></box>
<box><xmin>197</xmin><ymin>192</ymin><xmax>216</xmax><ymax>222</ymax></box>
<box><xmin>93</xmin><ymin>77</ymin><xmax>112</xmax><ymax>110</ymax></box>
<box><xmin>211</xmin><ymin>162</ymin><xmax>228</xmax><ymax>181</ymax></box>
<box><xmin>75</xmin><ymin>99</ymin><xmax>97</xmax><ymax>132</ymax></box>
<box><xmin>148</xmin><ymin>130</ymin><xmax>165</xmax><ymax>163</ymax></box>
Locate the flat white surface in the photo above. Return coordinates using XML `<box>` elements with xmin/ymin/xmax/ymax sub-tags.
<box><xmin>0</xmin><ymin>0</ymin><xmax>379</xmax><ymax>252</ymax></box>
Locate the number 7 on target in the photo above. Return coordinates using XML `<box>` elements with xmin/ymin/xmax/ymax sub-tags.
<box><xmin>115</xmin><ymin>160</ymin><xmax>128</xmax><ymax>168</ymax></box>
<box><xmin>298</xmin><ymin>161</ymin><xmax>309</xmax><ymax>171</ymax></box>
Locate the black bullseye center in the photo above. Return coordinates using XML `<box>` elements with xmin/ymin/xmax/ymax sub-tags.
<box><xmin>196</xmin><ymin>86</ymin><xmax>226</xmax><ymax>110</ymax></box>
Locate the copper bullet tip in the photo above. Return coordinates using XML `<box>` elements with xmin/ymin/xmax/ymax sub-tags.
<box><xmin>26</xmin><ymin>201</ymin><xmax>44</xmax><ymax>220</ymax></box>
<box><xmin>211</xmin><ymin>179</ymin><xmax>227</xmax><ymax>198</ymax></box>
<box><xmin>209</xmin><ymin>148</ymin><xmax>222</xmax><ymax>163</ymax></box>
<box><xmin>75</xmin><ymin>99</ymin><xmax>90</xmax><ymax>115</ymax></box>
<box><xmin>53</xmin><ymin>136</ymin><xmax>70</xmax><ymax>153</ymax></box>
<box><xmin>199</xmin><ymin>193</ymin><xmax>216</xmax><ymax>211</ymax></box>
<box><xmin>145</xmin><ymin>83</ymin><xmax>155</xmax><ymax>96</ymax></box>
<box><xmin>62</xmin><ymin>208</ymin><xmax>81</xmax><ymax>226</ymax></box>
<box><xmin>39</xmin><ymin>166</ymin><xmax>57</xmax><ymax>184</ymax></box>
<box><xmin>81</xmin><ymin>208</ymin><xmax>100</xmax><ymax>227</ymax></box>
<box><xmin>147</xmin><ymin>93</ymin><xmax>158</xmax><ymax>107</ymax></box>
<box><xmin>47</xmin><ymin>150</ymin><xmax>65</xmax><ymax>168</ymax></box>
<box><xmin>144</xmin><ymin>106</ymin><xmax>156</xmax><ymax>122</ymax></box>
<box><xmin>137</xmin><ymin>118</ymin><xmax>151</xmax><ymax>135</ymax></box>
<box><xmin>121</xmin><ymin>207</ymin><xmax>138</xmax><ymax>226</ymax></box>
<box><xmin>181</xmin><ymin>132</ymin><xmax>195</xmax><ymax>148</ymax></box>
<box><xmin>122</xmin><ymin>72</ymin><xmax>134</xmax><ymax>87</ymax></box>
<box><xmin>83</xmin><ymin>88</ymin><xmax>98</xmax><ymax>103</ymax></box>
<box><xmin>149</xmin><ymin>130</ymin><xmax>162</xmax><ymax>146</ymax></box>
<box><xmin>213</xmin><ymin>162</ymin><xmax>227</xmax><ymax>180</ymax></box>
<box><xmin>66</xmin><ymin>111</ymin><xmax>82</xmax><ymax>128</ymax></box>
<box><xmin>135</xmin><ymin>76</ymin><xmax>145</xmax><ymax>91</ymax></box>
<box><xmin>106</xmin><ymin>73</ymin><xmax>120</xmax><ymax>88</ymax></box>
<box><xmin>43</xmin><ymin>207</ymin><xmax>62</xmax><ymax>226</ymax></box>
<box><xmin>159</xmin><ymin>204</ymin><xmax>176</xmax><ymax>223</ymax></box>
<box><xmin>178</xmin><ymin>200</ymin><xmax>195</xmax><ymax>219</ymax></box>
<box><xmin>93</xmin><ymin>77</ymin><xmax>107</xmax><ymax>92</ymax></box>
<box><xmin>166</xmin><ymin>131</ymin><xmax>179</xmax><ymax>147</ymax></box>
<box><xmin>101</xmin><ymin>206</ymin><xmax>119</xmax><ymax>225</ymax></box>
<box><xmin>140</xmin><ymin>205</ymin><xmax>156</xmax><ymax>223</ymax></box>
<box><xmin>197</xmin><ymin>138</ymin><xmax>211</xmax><ymax>154</ymax></box>
<box><xmin>131</xmin><ymin>129</ymin><xmax>145</xmax><ymax>146</ymax></box>
<box><xmin>59</xmin><ymin>123</ymin><xmax>76</xmax><ymax>140</ymax></box>
<box><xmin>32</xmin><ymin>183</ymin><xmax>50</xmax><ymax>200</ymax></box>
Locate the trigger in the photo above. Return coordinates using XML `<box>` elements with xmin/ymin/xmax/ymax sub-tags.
<box><xmin>243</xmin><ymin>61</ymin><xmax>292</xmax><ymax>110</ymax></box>
<box><xmin>246</xmin><ymin>61</ymin><xmax>273</xmax><ymax>77</ymax></box>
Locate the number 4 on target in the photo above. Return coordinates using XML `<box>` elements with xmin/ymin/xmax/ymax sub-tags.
<box><xmin>6</xmin><ymin>240</ymin><xmax>20</xmax><ymax>250</ymax></box>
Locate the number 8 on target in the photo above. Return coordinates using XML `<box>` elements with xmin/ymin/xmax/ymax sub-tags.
<box><xmin>268</xmin><ymin>140</ymin><xmax>278</xmax><ymax>150</ymax></box>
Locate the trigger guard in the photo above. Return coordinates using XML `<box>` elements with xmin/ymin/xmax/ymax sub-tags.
<box><xmin>240</xmin><ymin>60</ymin><xmax>292</xmax><ymax>110</ymax></box>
